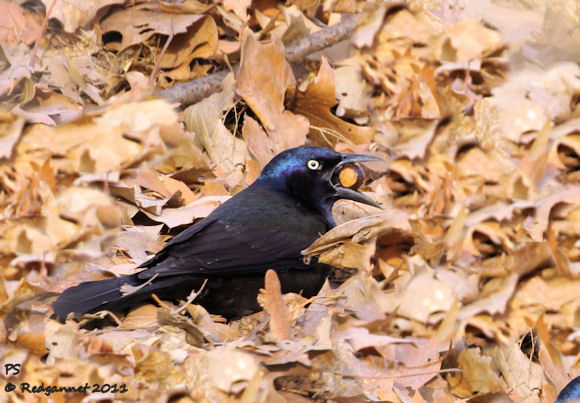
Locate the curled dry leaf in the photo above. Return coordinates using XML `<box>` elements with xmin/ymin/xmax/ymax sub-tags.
<box><xmin>458</xmin><ymin>274</ymin><xmax>518</xmax><ymax>321</ymax></box>
<box><xmin>292</xmin><ymin>57</ymin><xmax>374</xmax><ymax>146</ymax></box>
<box><xmin>40</xmin><ymin>0</ymin><xmax>124</xmax><ymax>33</ymax></box>
<box><xmin>487</xmin><ymin>343</ymin><xmax>544</xmax><ymax>401</ymax></box>
<box><xmin>351</xmin><ymin>5</ymin><xmax>387</xmax><ymax>48</ymax></box>
<box><xmin>100</xmin><ymin>9</ymin><xmax>206</xmax><ymax>51</ymax></box>
<box><xmin>160</xmin><ymin>16</ymin><xmax>218</xmax><ymax>70</ymax></box>
<box><xmin>184</xmin><ymin>73</ymin><xmax>247</xmax><ymax>187</ymax></box>
<box><xmin>0</xmin><ymin>1</ymin><xmax>42</xmax><ymax>45</ymax></box>
<box><xmin>263</xmin><ymin>269</ymin><xmax>292</xmax><ymax>340</ymax></box>
<box><xmin>184</xmin><ymin>349</ymin><xmax>259</xmax><ymax>395</ymax></box>
<box><xmin>3</xmin><ymin>0</ymin><xmax>580</xmax><ymax>400</ymax></box>
<box><xmin>304</xmin><ymin>211</ymin><xmax>411</xmax><ymax>256</ymax></box>
<box><xmin>392</xmin><ymin>119</ymin><xmax>439</xmax><ymax>159</ymax></box>
<box><xmin>446</xmin><ymin>347</ymin><xmax>507</xmax><ymax>398</ymax></box>
<box><xmin>20</xmin><ymin>99</ymin><xmax>175</xmax><ymax>174</ymax></box>
<box><xmin>236</xmin><ymin>32</ymin><xmax>308</xmax><ymax>166</ymax></box>
<box><xmin>335</xmin><ymin>65</ymin><xmax>369</xmax><ymax>121</ymax></box>
<box><xmin>396</xmin><ymin>267</ymin><xmax>456</xmax><ymax>324</ymax></box>
<box><xmin>527</xmin><ymin>187</ymin><xmax>580</xmax><ymax>241</ymax></box>
<box><xmin>438</xmin><ymin>19</ymin><xmax>503</xmax><ymax>63</ymax></box>
<box><xmin>0</xmin><ymin>114</ymin><xmax>24</xmax><ymax>159</ymax></box>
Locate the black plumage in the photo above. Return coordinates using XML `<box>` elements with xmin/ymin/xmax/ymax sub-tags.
<box><xmin>556</xmin><ymin>376</ymin><xmax>580</xmax><ymax>403</ymax></box>
<box><xmin>52</xmin><ymin>146</ymin><xmax>381</xmax><ymax>320</ymax></box>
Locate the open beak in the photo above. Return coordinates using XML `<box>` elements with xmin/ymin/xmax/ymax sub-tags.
<box><xmin>330</xmin><ymin>153</ymin><xmax>383</xmax><ymax>209</ymax></box>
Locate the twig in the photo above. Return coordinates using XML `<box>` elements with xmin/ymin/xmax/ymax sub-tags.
<box><xmin>149</xmin><ymin>19</ymin><xmax>175</xmax><ymax>87</ymax></box>
<box><xmin>285</xmin><ymin>13</ymin><xmax>361</xmax><ymax>64</ymax></box>
<box><xmin>151</xmin><ymin>293</ymin><xmax>172</xmax><ymax>310</ymax></box>
<box><xmin>172</xmin><ymin>278</ymin><xmax>208</xmax><ymax>315</ymax></box>
<box><xmin>30</xmin><ymin>0</ymin><xmax>58</xmax><ymax>67</ymax></box>
<box><xmin>157</xmin><ymin>13</ymin><xmax>363</xmax><ymax>107</ymax></box>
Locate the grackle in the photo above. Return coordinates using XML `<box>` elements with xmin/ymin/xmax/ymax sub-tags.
<box><xmin>556</xmin><ymin>376</ymin><xmax>580</xmax><ymax>403</ymax></box>
<box><xmin>52</xmin><ymin>146</ymin><xmax>382</xmax><ymax>320</ymax></box>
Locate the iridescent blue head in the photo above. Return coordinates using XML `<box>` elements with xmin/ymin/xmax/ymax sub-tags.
<box><xmin>254</xmin><ymin>146</ymin><xmax>382</xmax><ymax>227</ymax></box>
<box><xmin>556</xmin><ymin>376</ymin><xmax>580</xmax><ymax>403</ymax></box>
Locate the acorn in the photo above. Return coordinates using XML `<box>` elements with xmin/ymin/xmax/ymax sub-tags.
<box><xmin>337</xmin><ymin>164</ymin><xmax>364</xmax><ymax>189</ymax></box>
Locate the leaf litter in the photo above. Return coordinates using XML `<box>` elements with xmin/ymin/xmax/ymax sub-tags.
<box><xmin>1</xmin><ymin>0</ymin><xmax>580</xmax><ymax>401</ymax></box>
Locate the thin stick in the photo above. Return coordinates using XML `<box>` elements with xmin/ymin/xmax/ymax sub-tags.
<box><xmin>149</xmin><ymin>19</ymin><xmax>175</xmax><ymax>87</ymax></box>
<box><xmin>29</xmin><ymin>0</ymin><xmax>58</xmax><ymax>67</ymax></box>
<box><xmin>172</xmin><ymin>278</ymin><xmax>208</xmax><ymax>315</ymax></box>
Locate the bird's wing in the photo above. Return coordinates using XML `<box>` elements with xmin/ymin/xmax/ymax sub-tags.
<box><xmin>137</xmin><ymin>217</ymin><xmax>314</xmax><ymax>279</ymax></box>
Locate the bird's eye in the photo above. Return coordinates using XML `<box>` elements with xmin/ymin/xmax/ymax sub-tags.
<box><xmin>307</xmin><ymin>159</ymin><xmax>321</xmax><ymax>170</ymax></box>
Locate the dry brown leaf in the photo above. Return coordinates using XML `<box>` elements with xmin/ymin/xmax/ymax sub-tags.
<box><xmin>392</xmin><ymin>119</ymin><xmax>438</xmax><ymax>159</ymax></box>
<box><xmin>334</xmin><ymin>65</ymin><xmax>368</xmax><ymax>121</ymax></box>
<box><xmin>486</xmin><ymin>343</ymin><xmax>543</xmax><ymax>401</ymax></box>
<box><xmin>184</xmin><ymin>73</ymin><xmax>247</xmax><ymax>186</ymax></box>
<box><xmin>184</xmin><ymin>349</ymin><xmax>259</xmax><ymax>394</ymax></box>
<box><xmin>140</xmin><ymin>196</ymin><xmax>228</xmax><ymax>228</ymax></box>
<box><xmin>20</xmin><ymin>99</ymin><xmax>174</xmax><ymax>174</ymax></box>
<box><xmin>0</xmin><ymin>114</ymin><xmax>24</xmax><ymax>159</ymax></box>
<box><xmin>236</xmin><ymin>32</ymin><xmax>308</xmax><ymax>165</ymax></box>
<box><xmin>293</xmin><ymin>57</ymin><xmax>374</xmax><ymax>146</ymax></box>
<box><xmin>304</xmin><ymin>211</ymin><xmax>410</xmax><ymax>256</ymax></box>
<box><xmin>397</xmin><ymin>264</ymin><xmax>456</xmax><ymax>324</ymax></box>
<box><xmin>394</xmin><ymin>65</ymin><xmax>440</xmax><ymax>120</ymax></box>
<box><xmin>527</xmin><ymin>187</ymin><xmax>580</xmax><ymax>241</ymax></box>
<box><xmin>122</xmin><ymin>304</ymin><xmax>160</xmax><ymax>328</ymax></box>
<box><xmin>0</xmin><ymin>46</ymin><xmax>34</xmax><ymax>100</ymax></box>
<box><xmin>160</xmin><ymin>16</ymin><xmax>218</xmax><ymax>70</ymax></box>
<box><xmin>459</xmin><ymin>274</ymin><xmax>518</xmax><ymax>321</ymax></box>
<box><xmin>223</xmin><ymin>0</ymin><xmax>251</xmax><ymax>22</ymax></box>
<box><xmin>535</xmin><ymin>316</ymin><xmax>569</xmax><ymax>391</ymax></box>
<box><xmin>156</xmin><ymin>132</ymin><xmax>213</xmax><ymax>182</ymax></box>
<box><xmin>241</xmin><ymin>114</ymin><xmax>275</xmax><ymax>168</ymax></box>
<box><xmin>263</xmin><ymin>269</ymin><xmax>292</xmax><ymax>340</ymax></box>
<box><xmin>439</xmin><ymin>19</ymin><xmax>503</xmax><ymax>63</ymax></box>
<box><xmin>318</xmin><ymin>240</ymin><xmax>376</xmax><ymax>271</ymax></box>
<box><xmin>40</xmin><ymin>0</ymin><xmax>124</xmax><ymax>33</ymax></box>
<box><xmin>0</xmin><ymin>1</ymin><xmax>42</xmax><ymax>45</ymax></box>
<box><xmin>100</xmin><ymin>9</ymin><xmax>205</xmax><ymax>51</ymax></box>
<box><xmin>352</xmin><ymin>5</ymin><xmax>386</xmax><ymax>48</ymax></box>
<box><xmin>339</xmin><ymin>326</ymin><xmax>409</xmax><ymax>352</ymax></box>
<box><xmin>115</xmin><ymin>225</ymin><xmax>165</xmax><ymax>262</ymax></box>
<box><xmin>446</xmin><ymin>347</ymin><xmax>506</xmax><ymax>398</ymax></box>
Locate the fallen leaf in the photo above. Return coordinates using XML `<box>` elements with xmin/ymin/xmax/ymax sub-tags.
<box><xmin>293</xmin><ymin>57</ymin><xmax>374</xmax><ymax>146</ymax></box>
<box><xmin>439</xmin><ymin>19</ymin><xmax>503</xmax><ymax>63</ymax></box>
<box><xmin>100</xmin><ymin>9</ymin><xmax>205</xmax><ymax>51</ymax></box>
<box><xmin>160</xmin><ymin>16</ymin><xmax>218</xmax><ymax>70</ymax></box>
<box><xmin>0</xmin><ymin>1</ymin><xmax>42</xmax><ymax>45</ymax></box>
<box><xmin>236</xmin><ymin>32</ymin><xmax>308</xmax><ymax>164</ymax></box>
<box><xmin>446</xmin><ymin>347</ymin><xmax>506</xmax><ymax>398</ymax></box>
<box><xmin>263</xmin><ymin>269</ymin><xmax>292</xmax><ymax>340</ymax></box>
<box><xmin>184</xmin><ymin>73</ymin><xmax>247</xmax><ymax>187</ymax></box>
<box><xmin>0</xmin><ymin>114</ymin><xmax>24</xmax><ymax>159</ymax></box>
<box><xmin>41</xmin><ymin>0</ymin><xmax>124</xmax><ymax>33</ymax></box>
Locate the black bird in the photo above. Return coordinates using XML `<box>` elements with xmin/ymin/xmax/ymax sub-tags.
<box><xmin>556</xmin><ymin>376</ymin><xmax>580</xmax><ymax>403</ymax></box>
<box><xmin>52</xmin><ymin>146</ymin><xmax>382</xmax><ymax>320</ymax></box>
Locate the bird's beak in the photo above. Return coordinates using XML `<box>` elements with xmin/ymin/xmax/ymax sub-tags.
<box><xmin>330</xmin><ymin>153</ymin><xmax>383</xmax><ymax>209</ymax></box>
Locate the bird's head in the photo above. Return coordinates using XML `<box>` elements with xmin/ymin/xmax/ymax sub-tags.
<box><xmin>255</xmin><ymin>146</ymin><xmax>382</xmax><ymax>227</ymax></box>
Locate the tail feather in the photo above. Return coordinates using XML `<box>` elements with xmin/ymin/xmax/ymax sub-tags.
<box><xmin>52</xmin><ymin>274</ymin><xmax>202</xmax><ymax>319</ymax></box>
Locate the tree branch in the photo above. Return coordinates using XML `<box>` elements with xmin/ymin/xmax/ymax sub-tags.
<box><xmin>157</xmin><ymin>13</ymin><xmax>363</xmax><ymax>107</ymax></box>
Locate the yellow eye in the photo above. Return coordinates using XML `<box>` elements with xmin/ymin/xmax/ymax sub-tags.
<box><xmin>307</xmin><ymin>159</ymin><xmax>321</xmax><ymax>170</ymax></box>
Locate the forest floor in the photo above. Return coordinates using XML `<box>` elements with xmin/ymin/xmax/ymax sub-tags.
<box><xmin>1</xmin><ymin>0</ymin><xmax>580</xmax><ymax>401</ymax></box>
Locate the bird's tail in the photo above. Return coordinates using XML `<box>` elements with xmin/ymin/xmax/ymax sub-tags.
<box><xmin>51</xmin><ymin>274</ymin><xmax>199</xmax><ymax>320</ymax></box>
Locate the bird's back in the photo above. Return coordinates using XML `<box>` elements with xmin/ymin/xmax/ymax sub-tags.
<box><xmin>138</xmin><ymin>183</ymin><xmax>328</xmax><ymax>278</ymax></box>
<box><xmin>135</xmin><ymin>184</ymin><xmax>330</xmax><ymax>318</ymax></box>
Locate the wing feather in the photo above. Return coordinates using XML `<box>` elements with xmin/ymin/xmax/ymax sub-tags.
<box><xmin>138</xmin><ymin>218</ymin><xmax>313</xmax><ymax>279</ymax></box>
